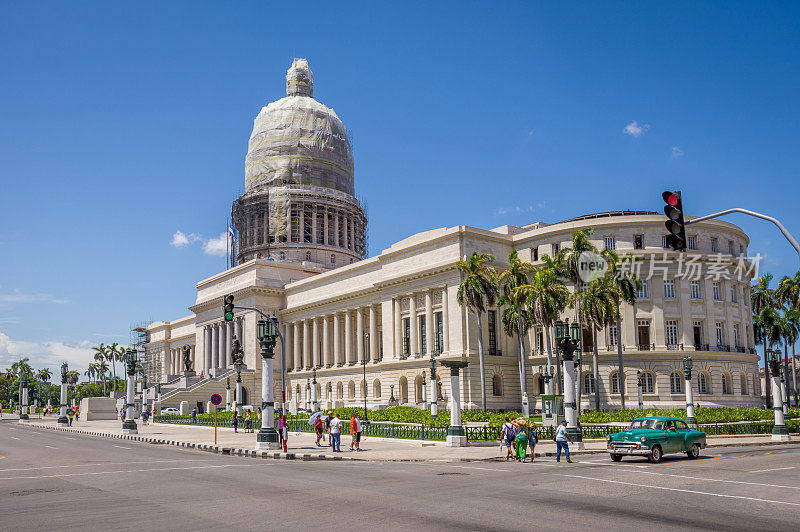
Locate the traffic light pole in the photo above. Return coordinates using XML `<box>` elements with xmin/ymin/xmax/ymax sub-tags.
<box><xmin>685</xmin><ymin>208</ymin><xmax>800</xmax><ymax>262</ymax></box>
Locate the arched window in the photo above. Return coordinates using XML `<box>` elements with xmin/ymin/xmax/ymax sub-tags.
<box><xmin>492</xmin><ymin>374</ymin><xmax>503</xmax><ymax>396</ymax></box>
<box><xmin>331</xmin><ymin>254</ymin><xmax>336</xmax><ymax>264</ymax></box>
<box><xmin>373</xmin><ymin>379</ymin><xmax>381</xmax><ymax>398</ymax></box>
<box><xmin>670</xmin><ymin>372</ymin><xmax>683</xmax><ymax>394</ymax></box>
<box><xmin>698</xmin><ymin>372</ymin><xmax>710</xmax><ymax>394</ymax></box>
<box><xmin>722</xmin><ymin>373</ymin><xmax>732</xmax><ymax>394</ymax></box>
<box><xmin>348</xmin><ymin>381</ymin><xmax>355</xmax><ymax>399</ymax></box>
<box><xmin>326</xmin><ymin>382</ymin><xmax>332</xmax><ymax>400</ymax></box>
<box><xmin>414</xmin><ymin>375</ymin><xmax>424</xmax><ymax>403</ymax></box>
<box><xmin>536</xmin><ymin>374</ymin><xmax>545</xmax><ymax>395</ymax></box>
<box><xmin>305</xmin><ymin>251</ymin><xmax>311</xmax><ymax>261</ymax></box>
<box><xmin>740</xmin><ymin>373</ymin><xmax>748</xmax><ymax>395</ymax></box>
<box><xmin>279</xmin><ymin>251</ymin><xmax>285</xmax><ymax>261</ymax></box>
<box><xmin>337</xmin><ymin>382</ymin><xmax>343</xmax><ymax>400</ymax></box>
<box><xmin>752</xmin><ymin>373</ymin><xmax>758</xmax><ymax>396</ymax></box>
<box><xmin>583</xmin><ymin>372</ymin><xmax>595</xmax><ymax>394</ymax></box>
<box><xmin>399</xmin><ymin>376</ymin><xmax>409</xmax><ymax>404</ymax></box>
<box><xmin>641</xmin><ymin>372</ymin><xmax>655</xmax><ymax>394</ymax></box>
<box><xmin>609</xmin><ymin>372</ymin><xmax>619</xmax><ymax>395</ymax></box>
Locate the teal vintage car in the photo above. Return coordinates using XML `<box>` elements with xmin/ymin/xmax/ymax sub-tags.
<box><xmin>606</xmin><ymin>416</ymin><xmax>707</xmax><ymax>463</ymax></box>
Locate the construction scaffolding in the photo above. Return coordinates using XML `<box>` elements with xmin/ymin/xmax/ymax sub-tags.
<box><xmin>130</xmin><ymin>321</ymin><xmax>158</xmax><ymax>384</ymax></box>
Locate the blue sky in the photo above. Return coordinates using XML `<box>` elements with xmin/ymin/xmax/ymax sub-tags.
<box><xmin>1</xmin><ymin>2</ymin><xmax>799</xmax><ymax>372</ymax></box>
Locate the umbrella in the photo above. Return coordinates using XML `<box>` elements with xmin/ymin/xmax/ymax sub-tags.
<box><xmin>307</xmin><ymin>411</ymin><xmax>323</xmax><ymax>426</ymax></box>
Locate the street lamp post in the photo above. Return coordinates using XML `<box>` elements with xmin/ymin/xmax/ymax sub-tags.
<box><xmin>305</xmin><ymin>378</ymin><xmax>310</xmax><ymax>412</ymax></box>
<box><xmin>767</xmin><ymin>349</ymin><xmax>790</xmax><ymax>441</ymax></box>
<box><xmin>362</xmin><ymin>331</ymin><xmax>369</xmax><ymax>422</ymax></box>
<box><xmin>555</xmin><ymin>318</ymin><xmax>584</xmax><ymax>449</ymax></box>
<box><xmin>18</xmin><ymin>374</ymin><xmax>29</xmax><ymax>422</ymax></box>
<box><xmin>574</xmin><ymin>351</ymin><xmax>583</xmax><ymax>417</ymax></box>
<box><xmin>683</xmin><ymin>356</ymin><xmax>697</xmax><ymax>426</ymax></box>
<box><xmin>255</xmin><ymin>317</ymin><xmax>281</xmax><ymax>450</ymax></box>
<box><xmin>780</xmin><ymin>369</ymin><xmax>789</xmax><ymax>416</ymax></box>
<box><xmin>122</xmin><ymin>349</ymin><xmax>138</xmax><ymax>434</ymax></box>
<box><xmin>429</xmin><ymin>353</ymin><xmax>438</xmax><ymax>418</ymax></box>
<box><xmin>421</xmin><ymin>371</ymin><xmax>428</xmax><ymax>411</ymax></box>
<box><xmin>539</xmin><ymin>364</ymin><xmax>554</xmax><ymax>392</ymax></box>
<box><xmin>58</xmin><ymin>362</ymin><xmax>69</xmax><ymax>426</ymax></box>
<box><xmin>637</xmin><ymin>371</ymin><xmax>644</xmax><ymax>409</ymax></box>
<box><xmin>225</xmin><ymin>377</ymin><xmax>231</xmax><ymax>412</ymax></box>
<box><xmin>234</xmin><ymin>362</ymin><xmax>245</xmax><ymax>423</ymax></box>
<box><xmin>311</xmin><ymin>367</ymin><xmax>318</xmax><ymax>413</ymax></box>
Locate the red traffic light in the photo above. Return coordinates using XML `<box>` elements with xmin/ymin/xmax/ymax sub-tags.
<box><xmin>662</xmin><ymin>191</ymin><xmax>678</xmax><ymax>206</ymax></box>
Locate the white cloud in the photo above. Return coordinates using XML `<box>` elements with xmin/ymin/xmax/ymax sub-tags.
<box><xmin>0</xmin><ymin>289</ymin><xmax>69</xmax><ymax>304</ymax></box>
<box><xmin>493</xmin><ymin>204</ymin><xmax>543</xmax><ymax>217</ymax></box>
<box><xmin>170</xmin><ymin>230</ymin><xmax>201</xmax><ymax>248</ymax></box>
<box><xmin>0</xmin><ymin>330</ymin><xmax>95</xmax><ymax>374</ymax></box>
<box><xmin>202</xmin><ymin>233</ymin><xmax>228</xmax><ymax>256</ymax></box>
<box><xmin>623</xmin><ymin>120</ymin><xmax>650</xmax><ymax>137</ymax></box>
<box><xmin>671</xmin><ymin>146</ymin><xmax>684</xmax><ymax>158</ymax></box>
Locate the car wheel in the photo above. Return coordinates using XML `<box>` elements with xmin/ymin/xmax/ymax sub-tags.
<box><xmin>686</xmin><ymin>443</ymin><xmax>700</xmax><ymax>459</ymax></box>
<box><xmin>610</xmin><ymin>454</ymin><xmax>622</xmax><ymax>462</ymax></box>
<box><xmin>648</xmin><ymin>445</ymin><xmax>663</xmax><ymax>464</ymax></box>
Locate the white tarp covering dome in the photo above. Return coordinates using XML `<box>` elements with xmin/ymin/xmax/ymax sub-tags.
<box><xmin>245</xmin><ymin>58</ymin><xmax>355</xmax><ymax>195</ymax></box>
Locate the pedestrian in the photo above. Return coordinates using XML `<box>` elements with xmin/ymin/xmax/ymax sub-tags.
<box><xmin>74</xmin><ymin>407</ymin><xmax>79</xmax><ymax>422</ymax></box>
<box><xmin>141</xmin><ymin>408</ymin><xmax>148</xmax><ymax>425</ymax></box>
<box><xmin>67</xmin><ymin>408</ymin><xmax>74</xmax><ymax>426</ymax></box>
<box><xmin>245</xmin><ymin>410</ymin><xmax>252</xmax><ymax>433</ymax></box>
<box><xmin>232</xmin><ymin>411</ymin><xmax>239</xmax><ymax>433</ymax></box>
<box><xmin>350</xmin><ymin>411</ymin><xmax>362</xmax><ymax>451</ymax></box>
<box><xmin>325</xmin><ymin>411</ymin><xmax>334</xmax><ymax>450</ymax></box>
<box><xmin>500</xmin><ymin>417</ymin><xmax>517</xmax><ymax>461</ymax></box>
<box><xmin>514</xmin><ymin>421</ymin><xmax>528</xmax><ymax>462</ymax></box>
<box><xmin>191</xmin><ymin>408</ymin><xmax>197</xmax><ymax>424</ymax></box>
<box><xmin>555</xmin><ymin>420</ymin><xmax>573</xmax><ymax>463</ymax></box>
<box><xmin>314</xmin><ymin>415</ymin><xmax>324</xmax><ymax>446</ymax></box>
<box><xmin>278</xmin><ymin>413</ymin><xmax>287</xmax><ymax>447</ymax></box>
<box><xmin>528</xmin><ymin>422</ymin><xmax>539</xmax><ymax>463</ymax></box>
<box><xmin>329</xmin><ymin>413</ymin><xmax>342</xmax><ymax>452</ymax></box>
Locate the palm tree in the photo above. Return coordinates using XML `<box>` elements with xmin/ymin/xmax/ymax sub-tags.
<box><xmin>85</xmin><ymin>364</ymin><xmax>96</xmax><ymax>384</ymax></box>
<box><xmin>104</xmin><ymin>342</ymin><xmax>124</xmax><ymax>393</ymax></box>
<box><xmin>755</xmin><ymin>305</ymin><xmax>782</xmax><ymax>408</ymax></box>
<box><xmin>497</xmin><ymin>250</ymin><xmax>536</xmax><ymax>409</ymax></box>
<box><xmin>777</xmin><ymin>272</ymin><xmax>800</xmax><ymax>310</ymax></box>
<box><xmin>515</xmin><ymin>266</ymin><xmax>570</xmax><ymax>395</ymax></box>
<box><xmin>456</xmin><ymin>251</ymin><xmax>499</xmax><ymax>410</ymax></box>
<box><xmin>777</xmin><ymin>273</ymin><xmax>800</xmax><ymax>407</ymax></box>
<box><xmin>11</xmin><ymin>357</ymin><xmax>33</xmax><ymax>379</ymax></box>
<box><xmin>752</xmin><ymin>275</ymin><xmax>778</xmax><ymax>407</ymax></box>
<box><xmin>96</xmin><ymin>360</ymin><xmax>109</xmax><ymax>395</ymax></box>
<box><xmin>36</xmin><ymin>368</ymin><xmax>52</xmax><ymax>383</ymax></box>
<box><xmin>785</xmin><ymin>309</ymin><xmax>800</xmax><ymax>407</ymax></box>
<box><xmin>66</xmin><ymin>370</ymin><xmax>79</xmax><ymax>386</ymax></box>
<box><xmin>579</xmin><ymin>276</ymin><xmax>621</xmax><ymax>411</ymax></box>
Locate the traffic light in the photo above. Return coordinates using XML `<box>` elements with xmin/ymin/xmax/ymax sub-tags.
<box><xmin>662</xmin><ymin>190</ymin><xmax>686</xmax><ymax>251</ymax></box>
<box><xmin>223</xmin><ymin>295</ymin><xmax>235</xmax><ymax>321</ymax></box>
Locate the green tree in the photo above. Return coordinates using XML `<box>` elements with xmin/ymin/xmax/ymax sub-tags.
<box><xmin>107</xmin><ymin>343</ymin><xmax>125</xmax><ymax>393</ymax></box>
<box><xmin>456</xmin><ymin>251</ymin><xmax>499</xmax><ymax>410</ymax></box>
<box><xmin>752</xmin><ymin>275</ymin><xmax>778</xmax><ymax>407</ymax></box>
<box><xmin>579</xmin><ymin>275</ymin><xmax>621</xmax><ymax>411</ymax></box>
<box><xmin>785</xmin><ymin>308</ymin><xmax>800</xmax><ymax>407</ymax></box>
<box><xmin>497</xmin><ymin>250</ymin><xmax>535</xmax><ymax>408</ymax></box>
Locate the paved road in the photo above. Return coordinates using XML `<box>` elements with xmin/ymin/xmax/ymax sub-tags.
<box><xmin>1</xmin><ymin>421</ymin><xmax>799</xmax><ymax>531</ymax></box>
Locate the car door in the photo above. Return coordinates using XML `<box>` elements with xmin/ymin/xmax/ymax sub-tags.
<box><xmin>673</xmin><ymin>420</ymin><xmax>690</xmax><ymax>451</ymax></box>
<box><xmin>662</xmin><ymin>420</ymin><xmax>681</xmax><ymax>453</ymax></box>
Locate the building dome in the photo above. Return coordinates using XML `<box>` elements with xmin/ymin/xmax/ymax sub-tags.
<box><xmin>244</xmin><ymin>59</ymin><xmax>355</xmax><ymax>195</ymax></box>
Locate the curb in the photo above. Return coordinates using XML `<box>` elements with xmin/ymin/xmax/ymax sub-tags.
<box><xmin>20</xmin><ymin>423</ymin><xmax>356</xmax><ymax>462</ymax></box>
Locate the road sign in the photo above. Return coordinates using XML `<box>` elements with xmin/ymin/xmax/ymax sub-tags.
<box><xmin>211</xmin><ymin>394</ymin><xmax>222</xmax><ymax>406</ymax></box>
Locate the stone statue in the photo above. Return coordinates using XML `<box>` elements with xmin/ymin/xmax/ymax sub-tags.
<box><xmin>231</xmin><ymin>336</ymin><xmax>244</xmax><ymax>365</ymax></box>
<box><xmin>182</xmin><ymin>345</ymin><xmax>193</xmax><ymax>372</ymax></box>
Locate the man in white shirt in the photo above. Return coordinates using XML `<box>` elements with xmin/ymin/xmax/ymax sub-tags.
<box><xmin>329</xmin><ymin>414</ymin><xmax>342</xmax><ymax>452</ymax></box>
<box><xmin>555</xmin><ymin>420</ymin><xmax>573</xmax><ymax>463</ymax></box>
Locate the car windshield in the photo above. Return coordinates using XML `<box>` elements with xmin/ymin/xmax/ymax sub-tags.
<box><xmin>629</xmin><ymin>419</ymin><xmax>663</xmax><ymax>430</ymax></box>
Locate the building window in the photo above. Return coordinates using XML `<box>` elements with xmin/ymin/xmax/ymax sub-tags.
<box><xmin>604</xmin><ymin>237</ymin><xmax>616</xmax><ymax>250</ymax></box>
<box><xmin>715</xmin><ymin>322</ymin><xmax>725</xmax><ymax>347</ymax></box>
<box><xmin>637</xmin><ymin>320</ymin><xmax>651</xmax><ymax>348</ymax></box>
<box><xmin>552</xmin><ymin>243</ymin><xmax>560</xmax><ymax>254</ymax></box>
<box><xmin>583</xmin><ymin>372</ymin><xmax>595</xmax><ymax>395</ymax></box>
<box><xmin>722</xmin><ymin>373</ymin><xmax>732</xmax><ymax>394</ymax></box>
<box><xmin>693</xmin><ymin>321</ymin><xmax>703</xmax><ymax>347</ymax></box>
<box><xmin>666</xmin><ymin>320</ymin><xmax>679</xmax><ymax>346</ymax></box>
<box><xmin>698</xmin><ymin>373</ymin><xmax>709</xmax><ymax>394</ymax></box>
<box><xmin>633</xmin><ymin>234</ymin><xmax>644</xmax><ymax>249</ymax></box>
<box><xmin>640</xmin><ymin>372</ymin><xmax>655</xmax><ymax>394</ymax></box>
<box><xmin>740</xmin><ymin>373</ymin><xmax>748</xmax><ymax>395</ymax></box>
<box><xmin>487</xmin><ymin>310</ymin><xmax>498</xmax><ymax>355</ymax></box>
<box><xmin>728</xmin><ymin>240</ymin><xmax>735</xmax><ymax>255</ymax></box>
<box><xmin>348</xmin><ymin>381</ymin><xmax>355</xmax><ymax>399</ymax></box>
<box><xmin>305</xmin><ymin>251</ymin><xmax>312</xmax><ymax>261</ymax></box>
<box><xmin>402</xmin><ymin>318</ymin><xmax>410</xmax><ymax>355</ymax></box>
<box><xmin>373</xmin><ymin>379</ymin><xmax>381</xmax><ymax>398</ymax></box>
<box><xmin>670</xmin><ymin>372</ymin><xmax>683</xmax><ymax>394</ymax></box>
<box><xmin>733</xmin><ymin>324</ymin><xmax>740</xmax><ymax>347</ymax></box>
<box><xmin>664</xmin><ymin>279</ymin><xmax>675</xmax><ymax>299</ymax></box>
<box><xmin>419</xmin><ymin>315</ymin><xmax>427</xmax><ymax>355</ymax></box>
<box><xmin>535</xmin><ymin>327</ymin><xmax>544</xmax><ymax>353</ymax></box>
<box><xmin>532</xmin><ymin>247</ymin><xmax>538</xmax><ymax>261</ymax></box>
<box><xmin>739</xmin><ymin>244</ymin><xmax>744</xmax><ymax>255</ymax></box>
<box><xmin>610</xmin><ymin>372</ymin><xmax>619</xmax><ymax>394</ymax></box>
<box><xmin>690</xmin><ymin>281</ymin><xmax>701</xmax><ymax>299</ymax></box>
<box><xmin>331</xmin><ymin>254</ymin><xmax>336</xmax><ymax>264</ymax></box>
<box><xmin>687</xmin><ymin>236</ymin><xmax>697</xmax><ymax>250</ymax></box>
<box><xmin>711</xmin><ymin>237</ymin><xmax>718</xmax><ymax>252</ymax></box>
<box><xmin>662</xmin><ymin>235</ymin><xmax>669</xmax><ymax>249</ymax></box>
<box><xmin>608</xmin><ymin>324</ymin><xmax>618</xmax><ymax>347</ymax></box>
<box><xmin>636</xmin><ymin>280</ymin><xmax>649</xmax><ymax>299</ymax></box>
<box><xmin>279</xmin><ymin>251</ymin><xmax>285</xmax><ymax>261</ymax></box>
<box><xmin>434</xmin><ymin>312</ymin><xmax>443</xmax><ymax>352</ymax></box>
<box><xmin>492</xmin><ymin>374</ymin><xmax>503</xmax><ymax>396</ymax></box>
<box><xmin>712</xmin><ymin>282</ymin><xmax>721</xmax><ymax>301</ymax></box>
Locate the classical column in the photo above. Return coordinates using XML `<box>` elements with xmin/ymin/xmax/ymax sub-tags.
<box><xmin>204</xmin><ymin>326</ymin><xmax>212</xmax><ymax>377</ymax></box>
<box><xmin>235</xmin><ymin>318</ymin><xmax>243</xmax><ymax>347</ymax></box>
<box><xmin>442</xmin><ymin>286</ymin><xmax>450</xmax><ymax>354</ymax></box>
<box><xmin>345</xmin><ymin>310</ymin><xmax>353</xmax><ymax>364</ymax></box>
<box><xmin>312</xmin><ymin>317</ymin><xmax>320</xmax><ymax>368</ymax></box>
<box><xmin>334</xmin><ymin>212</ymin><xmax>340</xmax><ymax>247</ymax></box>
<box><xmin>303</xmin><ymin>319</ymin><xmax>311</xmax><ymax>369</ymax></box>
<box><xmin>226</xmin><ymin>321</ymin><xmax>234</xmax><ymax>367</ymax></box>
<box><xmin>425</xmin><ymin>290</ymin><xmax>433</xmax><ymax>356</ymax></box>
<box><xmin>409</xmin><ymin>294</ymin><xmax>417</xmax><ymax>357</ymax></box>
<box><xmin>311</xmin><ymin>206</ymin><xmax>318</xmax><ymax>244</ymax></box>
<box><xmin>283</xmin><ymin>324</ymin><xmax>293</xmax><ymax>371</ymax></box>
<box><xmin>211</xmin><ymin>324</ymin><xmax>219</xmax><ymax>370</ymax></box>
<box><xmin>369</xmin><ymin>304</ymin><xmax>379</xmax><ymax>362</ymax></box>
<box><xmin>323</xmin><ymin>315</ymin><xmax>331</xmax><ymax>367</ymax></box>
<box><xmin>356</xmin><ymin>307</ymin><xmax>365</xmax><ymax>363</ymax></box>
<box><xmin>293</xmin><ymin>322</ymin><xmax>302</xmax><ymax>370</ymax></box>
<box><xmin>441</xmin><ymin>360</ymin><xmax>468</xmax><ymax>447</ymax></box>
<box><xmin>394</xmin><ymin>298</ymin><xmax>402</xmax><ymax>358</ymax></box>
<box><xmin>323</xmin><ymin>207</ymin><xmax>329</xmax><ymax>246</ymax></box>
<box><xmin>218</xmin><ymin>322</ymin><xmax>226</xmax><ymax>369</ymax></box>
<box><xmin>333</xmin><ymin>312</ymin><xmax>342</xmax><ymax>365</ymax></box>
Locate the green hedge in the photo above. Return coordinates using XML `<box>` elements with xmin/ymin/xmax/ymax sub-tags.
<box><xmin>579</xmin><ymin>407</ymin><xmax>800</xmax><ymax>424</ymax></box>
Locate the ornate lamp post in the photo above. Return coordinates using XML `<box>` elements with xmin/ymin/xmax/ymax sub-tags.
<box><xmin>574</xmin><ymin>350</ymin><xmax>583</xmax><ymax>417</ymax></box>
<box><xmin>58</xmin><ymin>362</ymin><xmax>69</xmax><ymax>426</ymax></box>
<box><xmin>18</xmin><ymin>373</ymin><xmax>29</xmax><ymax>422</ymax></box>
<box><xmin>555</xmin><ymin>318</ymin><xmax>583</xmax><ymax>448</ymax></box>
<box><xmin>255</xmin><ymin>316</ymin><xmax>280</xmax><ymax>450</ymax></box>
<box><xmin>311</xmin><ymin>367</ymin><xmax>319</xmax><ymax>412</ymax></box>
<box><xmin>225</xmin><ymin>377</ymin><xmax>231</xmax><ymax>411</ymax></box>
<box><xmin>429</xmin><ymin>353</ymin><xmax>438</xmax><ymax>418</ymax></box>
<box><xmin>637</xmin><ymin>371</ymin><xmax>644</xmax><ymax>409</ymax></box>
<box><xmin>421</xmin><ymin>371</ymin><xmax>428</xmax><ymax>411</ymax></box>
<box><xmin>440</xmin><ymin>360</ymin><xmax>469</xmax><ymax>447</ymax></box>
<box><xmin>122</xmin><ymin>348</ymin><xmax>138</xmax><ymax>434</ymax></box>
<box><xmin>767</xmin><ymin>349</ymin><xmax>790</xmax><ymax>441</ymax></box>
<box><xmin>305</xmin><ymin>378</ymin><xmax>311</xmax><ymax>412</ymax></box>
<box><xmin>780</xmin><ymin>366</ymin><xmax>789</xmax><ymax>416</ymax></box>
<box><xmin>234</xmin><ymin>361</ymin><xmax>245</xmax><ymax>423</ymax></box>
<box><xmin>389</xmin><ymin>384</ymin><xmax>395</xmax><ymax>403</ymax></box>
<box><xmin>682</xmin><ymin>357</ymin><xmax>697</xmax><ymax>426</ymax></box>
<box><xmin>362</xmin><ymin>331</ymin><xmax>369</xmax><ymax>422</ymax></box>
<box><xmin>539</xmin><ymin>365</ymin><xmax>554</xmax><ymax>393</ymax></box>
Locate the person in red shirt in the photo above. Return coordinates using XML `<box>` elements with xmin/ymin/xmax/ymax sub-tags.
<box><xmin>349</xmin><ymin>412</ymin><xmax>362</xmax><ymax>452</ymax></box>
<box><xmin>314</xmin><ymin>415</ymin><xmax>324</xmax><ymax>446</ymax></box>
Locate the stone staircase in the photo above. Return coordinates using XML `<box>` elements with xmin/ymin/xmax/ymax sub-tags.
<box><xmin>155</xmin><ymin>368</ymin><xmax>257</xmax><ymax>412</ymax></box>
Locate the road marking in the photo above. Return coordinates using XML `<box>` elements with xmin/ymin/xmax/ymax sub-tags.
<box><xmin>0</xmin><ymin>463</ymin><xmax>259</xmax><ymax>481</ymax></box>
<box><xmin>113</xmin><ymin>445</ymin><xmax>132</xmax><ymax>450</ymax></box>
<box><xmin>455</xmin><ymin>465</ymin><xmax>509</xmax><ymax>472</ymax></box>
<box><xmin>44</xmin><ymin>445</ymin><xmax>58</xmax><ymax>449</ymax></box>
<box><xmin>0</xmin><ymin>459</ymin><xmax>214</xmax><ymax>473</ymax></box>
<box><xmin>10</xmin><ymin>437</ymin><xmax>20</xmax><ymax>440</ymax></box>
<box><xmin>748</xmin><ymin>466</ymin><xmax>797</xmax><ymax>474</ymax></box>
<box><xmin>64</xmin><ymin>437</ymin><xmax>76</xmax><ymax>440</ymax></box>
<box><xmin>547</xmin><ymin>472</ymin><xmax>800</xmax><ymax>507</ymax></box>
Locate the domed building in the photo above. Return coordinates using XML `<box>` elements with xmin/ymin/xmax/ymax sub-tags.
<box><xmin>232</xmin><ymin>59</ymin><xmax>367</xmax><ymax>267</ymax></box>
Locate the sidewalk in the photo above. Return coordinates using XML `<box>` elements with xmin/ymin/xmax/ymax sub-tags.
<box><xmin>18</xmin><ymin>417</ymin><xmax>795</xmax><ymax>462</ymax></box>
